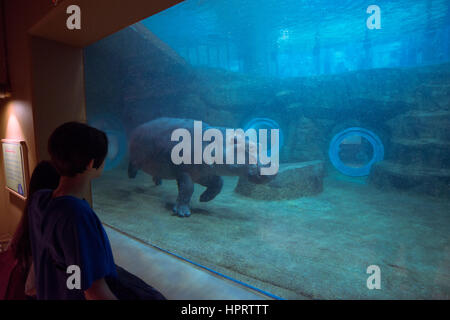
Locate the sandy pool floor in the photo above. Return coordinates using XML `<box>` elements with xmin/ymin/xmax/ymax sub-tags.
<box><xmin>92</xmin><ymin>168</ymin><xmax>450</xmax><ymax>299</ymax></box>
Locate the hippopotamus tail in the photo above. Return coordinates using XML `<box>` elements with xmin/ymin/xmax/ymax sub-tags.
<box><xmin>128</xmin><ymin>161</ymin><xmax>138</xmax><ymax>179</ymax></box>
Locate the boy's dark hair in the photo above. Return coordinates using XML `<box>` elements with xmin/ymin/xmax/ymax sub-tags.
<box><xmin>48</xmin><ymin>122</ymin><xmax>108</xmax><ymax>177</ymax></box>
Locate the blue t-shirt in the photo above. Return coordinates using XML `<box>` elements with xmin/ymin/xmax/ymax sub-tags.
<box><xmin>28</xmin><ymin>189</ymin><xmax>117</xmax><ymax>300</ymax></box>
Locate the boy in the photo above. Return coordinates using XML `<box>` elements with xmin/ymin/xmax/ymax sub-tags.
<box><xmin>28</xmin><ymin>122</ymin><xmax>117</xmax><ymax>299</ymax></box>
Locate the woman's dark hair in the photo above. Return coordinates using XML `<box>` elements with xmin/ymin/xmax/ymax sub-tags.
<box><xmin>11</xmin><ymin>161</ymin><xmax>60</xmax><ymax>268</ymax></box>
<box><xmin>48</xmin><ymin>121</ymin><xmax>108</xmax><ymax>177</ymax></box>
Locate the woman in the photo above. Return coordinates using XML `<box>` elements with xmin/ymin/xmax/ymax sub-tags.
<box><xmin>2</xmin><ymin>161</ymin><xmax>60</xmax><ymax>299</ymax></box>
<box><xmin>11</xmin><ymin>161</ymin><xmax>60</xmax><ymax>268</ymax></box>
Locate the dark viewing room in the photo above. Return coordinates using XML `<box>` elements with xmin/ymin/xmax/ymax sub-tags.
<box><xmin>0</xmin><ymin>0</ymin><xmax>449</xmax><ymax>304</ymax></box>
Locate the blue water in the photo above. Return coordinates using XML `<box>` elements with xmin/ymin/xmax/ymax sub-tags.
<box><xmin>143</xmin><ymin>0</ymin><xmax>450</xmax><ymax>77</ymax></box>
<box><xmin>85</xmin><ymin>0</ymin><xmax>450</xmax><ymax>299</ymax></box>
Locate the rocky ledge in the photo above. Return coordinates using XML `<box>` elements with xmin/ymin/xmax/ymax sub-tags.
<box><xmin>234</xmin><ymin>161</ymin><xmax>325</xmax><ymax>200</ymax></box>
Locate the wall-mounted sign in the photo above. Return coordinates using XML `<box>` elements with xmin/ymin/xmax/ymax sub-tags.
<box><xmin>1</xmin><ymin>139</ymin><xmax>28</xmax><ymax>199</ymax></box>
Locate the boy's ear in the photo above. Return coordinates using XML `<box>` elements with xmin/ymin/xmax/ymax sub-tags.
<box><xmin>86</xmin><ymin>159</ymin><xmax>95</xmax><ymax>170</ymax></box>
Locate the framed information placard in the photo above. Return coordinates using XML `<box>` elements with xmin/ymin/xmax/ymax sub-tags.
<box><xmin>1</xmin><ymin>139</ymin><xmax>28</xmax><ymax>199</ymax></box>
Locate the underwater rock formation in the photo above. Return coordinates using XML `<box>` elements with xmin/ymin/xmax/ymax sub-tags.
<box><xmin>234</xmin><ymin>161</ymin><xmax>324</xmax><ymax>200</ymax></box>
<box><xmin>193</xmin><ymin>67</ymin><xmax>278</xmax><ymax>115</ymax></box>
<box><xmin>370</xmin><ymin>161</ymin><xmax>450</xmax><ymax>198</ymax></box>
<box><xmin>283</xmin><ymin>116</ymin><xmax>326</xmax><ymax>162</ymax></box>
<box><xmin>85</xmin><ymin>22</ymin><xmax>450</xmax><ymax>194</ymax></box>
<box><xmin>366</xmin><ymin>65</ymin><xmax>450</xmax><ymax>197</ymax></box>
<box><xmin>369</xmin><ymin>110</ymin><xmax>450</xmax><ymax>198</ymax></box>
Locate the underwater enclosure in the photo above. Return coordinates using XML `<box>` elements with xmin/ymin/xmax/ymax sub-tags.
<box><xmin>84</xmin><ymin>0</ymin><xmax>450</xmax><ymax>299</ymax></box>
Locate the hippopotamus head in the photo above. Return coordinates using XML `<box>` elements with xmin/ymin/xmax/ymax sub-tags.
<box><xmin>218</xmin><ymin>134</ymin><xmax>278</xmax><ymax>184</ymax></box>
<box><xmin>246</xmin><ymin>162</ymin><xmax>276</xmax><ymax>184</ymax></box>
<box><xmin>215</xmin><ymin>161</ymin><xmax>276</xmax><ymax>184</ymax></box>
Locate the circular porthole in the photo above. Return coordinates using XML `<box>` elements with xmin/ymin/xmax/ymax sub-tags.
<box><xmin>102</xmin><ymin>129</ymin><xmax>128</xmax><ymax>171</ymax></box>
<box><xmin>243</xmin><ymin>117</ymin><xmax>284</xmax><ymax>156</ymax></box>
<box><xmin>89</xmin><ymin>114</ymin><xmax>128</xmax><ymax>171</ymax></box>
<box><xmin>328</xmin><ymin>127</ymin><xmax>384</xmax><ymax>177</ymax></box>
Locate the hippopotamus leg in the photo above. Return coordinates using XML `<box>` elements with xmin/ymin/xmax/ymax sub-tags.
<box><xmin>128</xmin><ymin>161</ymin><xmax>138</xmax><ymax>179</ymax></box>
<box><xmin>152</xmin><ymin>176</ymin><xmax>162</xmax><ymax>186</ymax></box>
<box><xmin>198</xmin><ymin>175</ymin><xmax>223</xmax><ymax>202</ymax></box>
<box><xmin>173</xmin><ymin>172</ymin><xmax>194</xmax><ymax>217</ymax></box>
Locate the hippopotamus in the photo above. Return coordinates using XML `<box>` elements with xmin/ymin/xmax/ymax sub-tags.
<box><xmin>128</xmin><ymin>117</ymin><xmax>275</xmax><ymax>217</ymax></box>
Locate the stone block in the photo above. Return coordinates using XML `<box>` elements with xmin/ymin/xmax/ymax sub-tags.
<box><xmin>234</xmin><ymin>161</ymin><xmax>325</xmax><ymax>200</ymax></box>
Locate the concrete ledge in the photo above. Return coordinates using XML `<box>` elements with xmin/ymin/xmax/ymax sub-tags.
<box><xmin>104</xmin><ymin>225</ymin><xmax>272</xmax><ymax>300</ymax></box>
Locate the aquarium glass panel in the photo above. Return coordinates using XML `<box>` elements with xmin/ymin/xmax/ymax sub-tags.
<box><xmin>85</xmin><ymin>0</ymin><xmax>450</xmax><ymax>299</ymax></box>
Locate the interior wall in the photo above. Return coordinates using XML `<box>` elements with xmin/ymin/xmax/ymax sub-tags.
<box><xmin>30</xmin><ymin>37</ymin><xmax>86</xmax><ymax>165</ymax></box>
<box><xmin>0</xmin><ymin>2</ymin><xmax>87</xmax><ymax>238</ymax></box>
<box><xmin>0</xmin><ymin>0</ymin><xmax>53</xmax><ymax>238</ymax></box>
<box><xmin>30</xmin><ymin>36</ymin><xmax>90</xmax><ymax>206</ymax></box>
<box><xmin>0</xmin><ymin>0</ymin><xmax>7</xmax><ymax>84</ymax></box>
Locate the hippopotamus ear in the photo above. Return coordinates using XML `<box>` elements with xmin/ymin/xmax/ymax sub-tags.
<box><xmin>225</xmin><ymin>133</ymin><xmax>261</xmax><ymax>165</ymax></box>
<box><xmin>247</xmin><ymin>140</ymin><xmax>261</xmax><ymax>164</ymax></box>
<box><xmin>225</xmin><ymin>133</ymin><xmax>246</xmax><ymax>157</ymax></box>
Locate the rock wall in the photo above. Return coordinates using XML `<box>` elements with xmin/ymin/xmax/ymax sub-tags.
<box><xmin>85</xmin><ymin>24</ymin><xmax>450</xmax><ymax>196</ymax></box>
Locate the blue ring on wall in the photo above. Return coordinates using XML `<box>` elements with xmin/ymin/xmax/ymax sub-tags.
<box><xmin>328</xmin><ymin>127</ymin><xmax>384</xmax><ymax>177</ymax></box>
<box><xmin>243</xmin><ymin>118</ymin><xmax>284</xmax><ymax>154</ymax></box>
<box><xmin>89</xmin><ymin>114</ymin><xmax>127</xmax><ymax>171</ymax></box>
<box><xmin>103</xmin><ymin>129</ymin><xmax>128</xmax><ymax>171</ymax></box>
